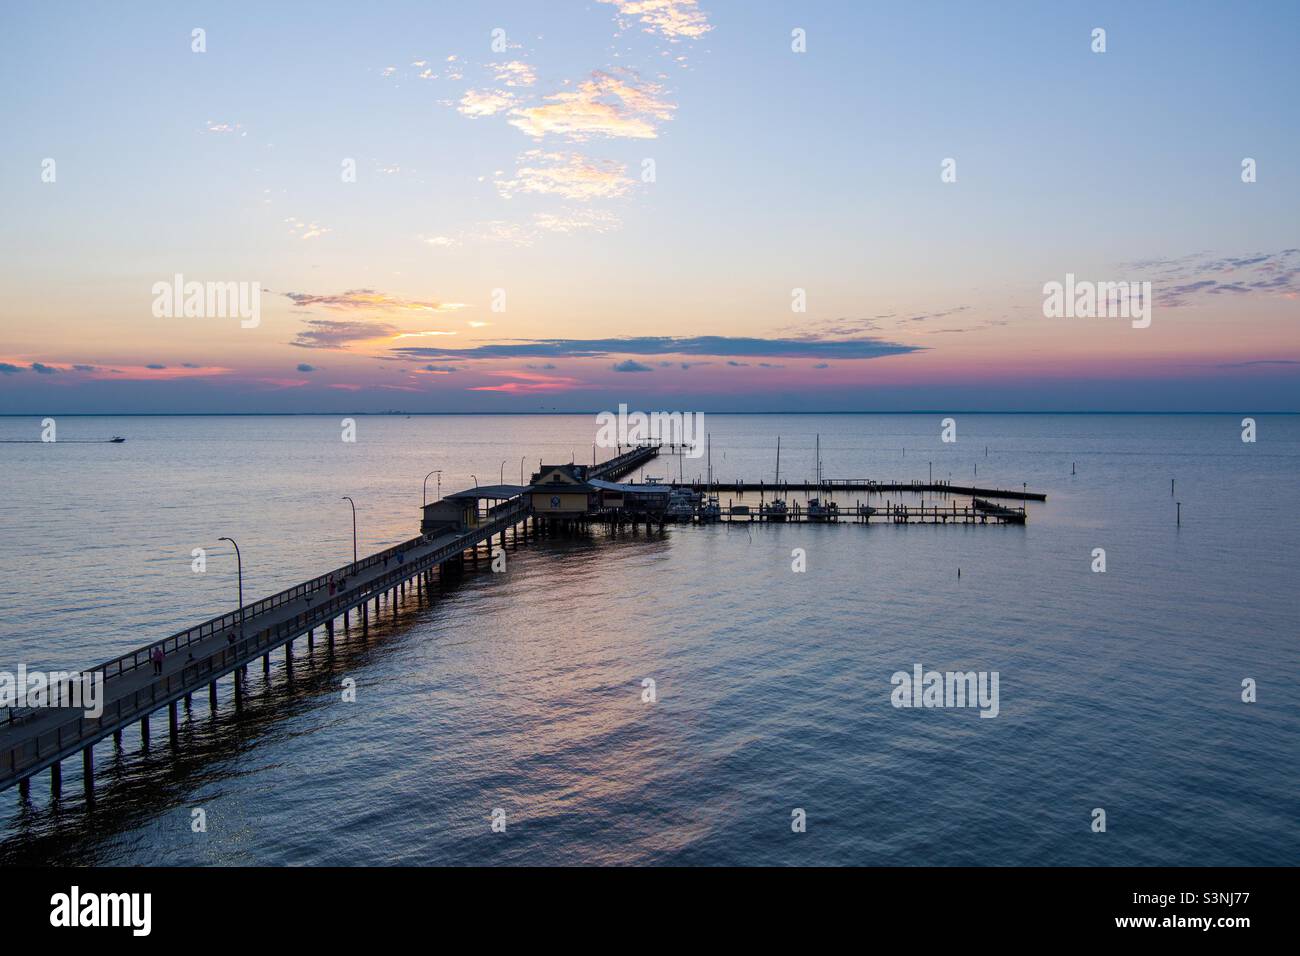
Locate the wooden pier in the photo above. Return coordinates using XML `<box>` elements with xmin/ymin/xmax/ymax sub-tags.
<box><xmin>718</xmin><ymin>500</ymin><xmax>1026</xmax><ymax>525</ymax></box>
<box><xmin>667</xmin><ymin>479</ymin><xmax>1045</xmax><ymax>502</ymax></box>
<box><xmin>1</xmin><ymin>439</ymin><xmax>1041</xmax><ymax>803</ymax></box>
<box><xmin>0</xmin><ymin>498</ymin><xmax>539</xmax><ymax>800</ymax></box>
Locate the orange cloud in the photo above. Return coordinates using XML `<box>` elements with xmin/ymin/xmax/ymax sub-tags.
<box><xmin>495</xmin><ymin>150</ymin><xmax>633</xmax><ymax>201</ymax></box>
<box><xmin>507</xmin><ymin>70</ymin><xmax>675</xmax><ymax>140</ymax></box>
<box><xmin>598</xmin><ymin>0</ymin><xmax>713</xmax><ymax>40</ymax></box>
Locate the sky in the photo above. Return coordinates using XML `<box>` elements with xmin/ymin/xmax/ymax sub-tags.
<box><xmin>1</xmin><ymin>0</ymin><xmax>1297</xmax><ymax>413</ymax></box>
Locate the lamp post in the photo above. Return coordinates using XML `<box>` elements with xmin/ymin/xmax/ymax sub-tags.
<box><xmin>218</xmin><ymin>537</ymin><xmax>244</xmax><ymax>640</ymax></box>
<box><xmin>520</xmin><ymin>457</ymin><xmax>526</xmax><ymax>485</ymax></box>
<box><xmin>500</xmin><ymin>460</ymin><xmax>506</xmax><ymax>485</ymax></box>
<box><xmin>341</xmin><ymin>496</ymin><xmax>357</xmax><ymax>572</ymax></box>
<box><xmin>471</xmin><ymin>474</ymin><xmax>478</xmax><ymax>487</ymax></box>
<box><xmin>423</xmin><ymin>469</ymin><xmax>442</xmax><ymax>507</ymax></box>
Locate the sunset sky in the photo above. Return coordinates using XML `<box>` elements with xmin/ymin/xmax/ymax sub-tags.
<box><xmin>1</xmin><ymin>0</ymin><xmax>1297</xmax><ymax>412</ymax></box>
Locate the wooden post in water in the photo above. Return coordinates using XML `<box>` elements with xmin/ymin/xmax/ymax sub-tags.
<box><xmin>140</xmin><ymin>715</ymin><xmax>150</xmax><ymax>749</ymax></box>
<box><xmin>50</xmin><ymin>760</ymin><xmax>61</xmax><ymax>799</ymax></box>
<box><xmin>1177</xmin><ymin>501</ymin><xmax>1181</xmax><ymax>526</ymax></box>
<box><xmin>168</xmin><ymin>701</ymin><xmax>179</xmax><ymax>748</ymax></box>
<box><xmin>82</xmin><ymin>746</ymin><xmax>94</xmax><ymax>802</ymax></box>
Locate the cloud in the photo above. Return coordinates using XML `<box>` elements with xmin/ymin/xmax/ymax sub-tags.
<box><xmin>532</xmin><ymin>208</ymin><xmax>621</xmax><ymax>234</ymax></box>
<box><xmin>613</xmin><ymin>359</ymin><xmax>654</xmax><ymax>372</ymax></box>
<box><xmin>392</xmin><ymin>334</ymin><xmax>922</xmax><ymax>362</ymax></box>
<box><xmin>204</xmin><ymin>121</ymin><xmax>244</xmax><ymax>134</ymax></box>
<box><xmin>31</xmin><ymin>362</ymin><xmax>58</xmax><ymax>374</ymax></box>
<box><xmin>291</xmin><ymin>319</ymin><xmax>400</xmax><ymax>350</ymax></box>
<box><xmin>495</xmin><ymin>150</ymin><xmax>633</xmax><ymax>201</ymax></box>
<box><xmin>468</xmin><ymin>371</ymin><xmax>585</xmax><ymax>393</ymax></box>
<box><xmin>284</xmin><ymin>217</ymin><xmax>331</xmax><ymax>240</ymax></box>
<box><xmin>297</xmin><ymin>363</ymin><xmax>318</xmax><ymax>372</ymax></box>
<box><xmin>458</xmin><ymin>89</ymin><xmax>518</xmax><ymax>118</ymax></box>
<box><xmin>598</xmin><ymin>0</ymin><xmax>713</xmax><ymax>40</ymax></box>
<box><xmin>145</xmin><ymin>364</ymin><xmax>166</xmax><ymax>370</ymax></box>
<box><xmin>1212</xmin><ymin>359</ymin><xmax>1300</xmax><ymax>369</ymax></box>
<box><xmin>0</xmin><ymin>362</ymin><xmax>23</xmax><ymax>374</ymax></box>
<box><xmin>1119</xmin><ymin>249</ymin><xmax>1300</xmax><ymax>307</ymax></box>
<box><xmin>284</xmin><ymin>289</ymin><xmax>467</xmax><ymax>315</ymax></box>
<box><xmin>492</xmin><ymin>61</ymin><xmax>537</xmax><ymax>87</ymax></box>
<box><xmin>507</xmin><ymin>70</ymin><xmax>675</xmax><ymax>141</ymax></box>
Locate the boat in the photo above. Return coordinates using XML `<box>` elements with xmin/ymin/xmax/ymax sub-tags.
<box><xmin>109</xmin><ymin>436</ymin><xmax>126</xmax><ymax>443</ymax></box>
<box><xmin>699</xmin><ymin>495</ymin><xmax>721</xmax><ymax>523</ymax></box>
<box><xmin>972</xmin><ymin>497</ymin><xmax>1027</xmax><ymax>523</ymax></box>
<box><xmin>764</xmin><ymin>436</ymin><xmax>788</xmax><ymax>521</ymax></box>
<box><xmin>665</xmin><ymin>489</ymin><xmax>696</xmax><ymax>522</ymax></box>
<box><xmin>806</xmin><ymin>497</ymin><xmax>839</xmax><ymax>522</ymax></box>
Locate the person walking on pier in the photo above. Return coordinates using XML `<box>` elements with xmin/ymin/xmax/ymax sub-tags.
<box><xmin>150</xmin><ymin>645</ymin><xmax>164</xmax><ymax>676</ymax></box>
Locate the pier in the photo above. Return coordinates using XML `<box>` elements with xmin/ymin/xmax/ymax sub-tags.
<box><xmin>1</xmin><ymin>440</ymin><xmax>1043</xmax><ymax>801</ymax></box>
<box><xmin>667</xmin><ymin>479</ymin><xmax>1046</xmax><ymax>502</ymax></box>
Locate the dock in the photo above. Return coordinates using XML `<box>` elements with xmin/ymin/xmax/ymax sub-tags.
<box><xmin>667</xmin><ymin>479</ymin><xmax>1046</xmax><ymax>502</ymax></box>
<box><xmin>1</xmin><ymin>440</ymin><xmax>1043</xmax><ymax>802</ymax></box>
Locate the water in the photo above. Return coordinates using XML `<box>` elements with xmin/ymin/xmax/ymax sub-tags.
<box><xmin>1</xmin><ymin>414</ymin><xmax>1297</xmax><ymax>865</ymax></box>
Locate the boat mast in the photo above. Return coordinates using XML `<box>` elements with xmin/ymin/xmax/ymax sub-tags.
<box><xmin>775</xmin><ymin>436</ymin><xmax>781</xmax><ymax>488</ymax></box>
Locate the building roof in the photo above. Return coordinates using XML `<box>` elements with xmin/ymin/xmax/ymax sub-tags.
<box><xmin>443</xmin><ymin>484</ymin><xmax>530</xmax><ymax>501</ymax></box>
<box><xmin>589</xmin><ymin>478</ymin><xmax>671</xmax><ymax>494</ymax></box>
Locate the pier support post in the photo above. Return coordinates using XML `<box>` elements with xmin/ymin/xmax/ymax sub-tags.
<box><xmin>263</xmin><ymin>653</ymin><xmax>270</xmax><ymax>674</ymax></box>
<box><xmin>50</xmin><ymin>760</ymin><xmax>61</xmax><ymax>799</ymax></box>
<box><xmin>286</xmin><ymin>640</ymin><xmax>293</xmax><ymax>666</ymax></box>
<box><xmin>209</xmin><ymin>680</ymin><xmax>218</xmax><ymax>712</ymax></box>
<box><xmin>326</xmin><ymin>619</ymin><xmax>335</xmax><ymax>646</ymax></box>
<box><xmin>362</xmin><ymin>604</ymin><xmax>368</xmax><ymax>632</ymax></box>
<box><xmin>233</xmin><ymin>667</ymin><xmax>244</xmax><ymax>709</ymax></box>
<box><xmin>140</xmin><ymin>715</ymin><xmax>150</xmax><ymax>749</ymax></box>
<box><xmin>114</xmin><ymin>729</ymin><xmax>123</xmax><ymax>748</ymax></box>
<box><xmin>82</xmin><ymin>746</ymin><xmax>94</xmax><ymax>802</ymax></box>
<box><xmin>308</xmin><ymin>628</ymin><xmax>314</xmax><ymax>650</ymax></box>
<box><xmin>168</xmin><ymin>701</ymin><xmax>179</xmax><ymax>748</ymax></box>
<box><xmin>344</xmin><ymin>609</ymin><xmax>350</xmax><ymax>628</ymax></box>
<box><xmin>18</xmin><ymin>778</ymin><xmax>29</xmax><ymax>800</ymax></box>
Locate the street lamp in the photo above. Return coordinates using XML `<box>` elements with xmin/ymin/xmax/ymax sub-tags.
<box><xmin>520</xmin><ymin>457</ymin><xmax>526</xmax><ymax>485</ymax></box>
<box><xmin>423</xmin><ymin>469</ymin><xmax>442</xmax><ymax>507</ymax></box>
<box><xmin>500</xmin><ymin>460</ymin><xmax>506</xmax><ymax>485</ymax></box>
<box><xmin>218</xmin><ymin>537</ymin><xmax>244</xmax><ymax>641</ymax></box>
<box><xmin>341</xmin><ymin>496</ymin><xmax>357</xmax><ymax>571</ymax></box>
<box><xmin>471</xmin><ymin>474</ymin><xmax>478</xmax><ymax>487</ymax></box>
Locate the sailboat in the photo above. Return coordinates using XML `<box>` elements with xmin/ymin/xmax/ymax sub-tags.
<box><xmin>762</xmin><ymin>436</ymin><xmax>788</xmax><ymax>522</ymax></box>
<box><xmin>806</xmin><ymin>434</ymin><xmax>837</xmax><ymax>520</ymax></box>
<box><xmin>699</xmin><ymin>434</ymin><xmax>721</xmax><ymax>522</ymax></box>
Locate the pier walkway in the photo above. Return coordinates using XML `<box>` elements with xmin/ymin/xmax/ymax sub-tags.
<box><xmin>1</xmin><ymin>497</ymin><xmax>532</xmax><ymax>799</ymax></box>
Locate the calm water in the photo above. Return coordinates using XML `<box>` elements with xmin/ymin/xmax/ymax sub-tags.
<box><xmin>1</xmin><ymin>414</ymin><xmax>1297</xmax><ymax>865</ymax></box>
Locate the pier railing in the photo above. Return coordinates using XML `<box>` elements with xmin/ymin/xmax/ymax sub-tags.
<box><xmin>1</xmin><ymin>500</ymin><xmax>529</xmax><ymax>735</ymax></box>
<box><xmin>2</xmin><ymin>499</ymin><xmax>530</xmax><ymax>783</ymax></box>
